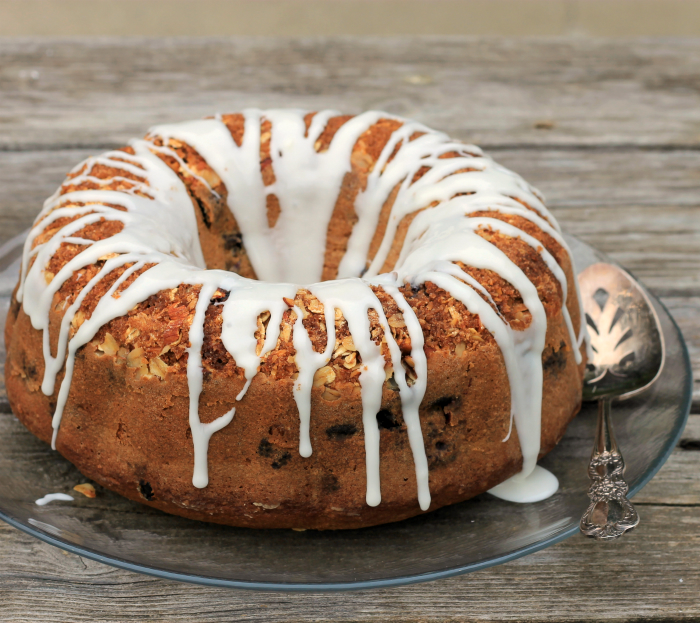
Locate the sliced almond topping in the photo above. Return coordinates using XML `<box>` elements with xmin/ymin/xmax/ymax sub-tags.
<box><xmin>98</xmin><ymin>252</ymin><xmax>119</xmax><ymax>261</ymax></box>
<box><xmin>134</xmin><ymin>363</ymin><xmax>151</xmax><ymax>380</ymax></box>
<box><xmin>307</xmin><ymin>298</ymin><xmax>323</xmax><ymax>314</ymax></box>
<box><xmin>343</xmin><ymin>352</ymin><xmax>357</xmax><ymax>369</ymax></box>
<box><xmin>97</xmin><ymin>332</ymin><xmax>119</xmax><ymax>356</ymax></box>
<box><xmin>448</xmin><ymin>306</ymin><xmax>460</xmax><ymax>326</ymax></box>
<box><xmin>322</xmin><ymin>388</ymin><xmax>342</xmax><ymax>401</ymax></box>
<box><xmin>253</xmin><ymin>502</ymin><xmax>280</xmax><ymax>510</ymax></box>
<box><xmin>313</xmin><ymin>365</ymin><xmax>336</xmax><ymax>387</ymax></box>
<box><xmin>71</xmin><ymin>310</ymin><xmax>86</xmax><ymax>329</ymax></box>
<box><xmin>402</xmin><ymin>358</ymin><xmax>417</xmax><ymax>382</ymax></box>
<box><xmin>467</xmin><ymin>327</ymin><xmax>484</xmax><ymax>342</ymax></box>
<box><xmin>73</xmin><ymin>483</ymin><xmax>96</xmax><ymax>498</ymax></box>
<box><xmin>387</xmin><ymin>314</ymin><xmax>406</xmax><ymax>328</ymax></box>
<box><xmin>280</xmin><ymin>322</ymin><xmax>292</xmax><ymax>343</ymax></box>
<box><xmin>149</xmin><ymin>357</ymin><xmax>168</xmax><ymax>379</ymax></box>
<box><xmin>126</xmin><ymin>347</ymin><xmax>146</xmax><ymax>368</ymax></box>
<box><xmin>342</xmin><ymin>336</ymin><xmax>357</xmax><ymax>352</ymax></box>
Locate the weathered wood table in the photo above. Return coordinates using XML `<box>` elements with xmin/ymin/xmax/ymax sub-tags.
<box><xmin>0</xmin><ymin>36</ymin><xmax>699</xmax><ymax>622</ymax></box>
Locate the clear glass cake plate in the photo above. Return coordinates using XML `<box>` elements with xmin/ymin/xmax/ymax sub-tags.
<box><xmin>0</xmin><ymin>234</ymin><xmax>691</xmax><ymax>591</ymax></box>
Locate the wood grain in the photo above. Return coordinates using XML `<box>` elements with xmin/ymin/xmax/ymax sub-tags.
<box><xmin>0</xmin><ymin>36</ymin><xmax>698</xmax><ymax>623</ymax></box>
<box><xmin>5</xmin><ymin>37</ymin><xmax>700</xmax><ymax>149</ymax></box>
<box><xmin>1</xmin><ymin>501</ymin><xmax>699</xmax><ymax>623</ymax></box>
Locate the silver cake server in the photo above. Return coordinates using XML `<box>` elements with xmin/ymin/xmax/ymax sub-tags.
<box><xmin>578</xmin><ymin>262</ymin><xmax>665</xmax><ymax>540</ymax></box>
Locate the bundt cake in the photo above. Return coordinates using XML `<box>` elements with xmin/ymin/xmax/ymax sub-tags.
<box><xmin>5</xmin><ymin>110</ymin><xmax>586</xmax><ymax>529</ymax></box>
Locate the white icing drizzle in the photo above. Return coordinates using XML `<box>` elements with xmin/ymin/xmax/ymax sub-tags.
<box><xmin>186</xmin><ymin>282</ymin><xmax>236</xmax><ymax>488</ymax></box>
<box><xmin>16</xmin><ymin>110</ymin><xmax>584</xmax><ymax>510</ymax></box>
<box><xmin>488</xmin><ymin>465</ymin><xmax>559</xmax><ymax>503</ymax></box>
<box><xmin>35</xmin><ymin>493</ymin><xmax>74</xmax><ymax>506</ymax></box>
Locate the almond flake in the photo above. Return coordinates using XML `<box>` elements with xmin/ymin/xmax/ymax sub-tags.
<box><xmin>71</xmin><ymin>310</ymin><xmax>86</xmax><ymax>329</ymax></box>
<box><xmin>307</xmin><ymin>298</ymin><xmax>323</xmax><ymax>314</ymax></box>
<box><xmin>322</xmin><ymin>388</ymin><xmax>342</xmax><ymax>401</ymax></box>
<box><xmin>97</xmin><ymin>332</ymin><xmax>119</xmax><ymax>356</ymax></box>
<box><xmin>387</xmin><ymin>314</ymin><xmax>406</xmax><ymax>328</ymax></box>
<box><xmin>126</xmin><ymin>347</ymin><xmax>146</xmax><ymax>368</ymax></box>
<box><xmin>125</xmin><ymin>327</ymin><xmax>141</xmax><ymax>342</ymax></box>
<box><xmin>73</xmin><ymin>483</ymin><xmax>96</xmax><ymax>498</ymax></box>
<box><xmin>342</xmin><ymin>336</ymin><xmax>357</xmax><ymax>352</ymax></box>
<box><xmin>149</xmin><ymin>357</ymin><xmax>168</xmax><ymax>379</ymax></box>
<box><xmin>313</xmin><ymin>366</ymin><xmax>336</xmax><ymax>387</ymax></box>
<box><xmin>253</xmin><ymin>502</ymin><xmax>280</xmax><ymax>510</ymax></box>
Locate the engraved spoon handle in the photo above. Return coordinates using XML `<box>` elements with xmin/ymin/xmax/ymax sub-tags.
<box><xmin>580</xmin><ymin>398</ymin><xmax>640</xmax><ymax>540</ymax></box>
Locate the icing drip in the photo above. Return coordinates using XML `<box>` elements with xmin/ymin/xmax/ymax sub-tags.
<box><xmin>17</xmin><ymin>109</ymin><xmax>584</xmax><ymax>511</ymax></box>
<box><xmin>35</xmin><ymin>493</ymin><xmax>74</xmax><ymax>506</ymax></box>
<box><xmin>187</xmin><ymin>282</ymin><xmax>236</xmax><ymax>488</ymax></box>
<box><xmin>488</xmin><ymin>465</ymin><xmax>559</xmax><ymax>503</ymax></box>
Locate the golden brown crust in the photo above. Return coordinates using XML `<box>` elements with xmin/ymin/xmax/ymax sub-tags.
<box><xmin>4</xmin><ymin>113</ymin><xmax>585</xmax><ymax>529</ymax></box>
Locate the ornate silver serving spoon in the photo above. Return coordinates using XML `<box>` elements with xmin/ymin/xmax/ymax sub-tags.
<box><xmin>578</xmin><ymin>263</ymin><xmax>665</xmax><ymax>540</ymax></box>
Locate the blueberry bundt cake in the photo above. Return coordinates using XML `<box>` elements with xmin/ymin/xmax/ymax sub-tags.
<box><xmin>5</xmin><ymin>110</ymin><xmax>586</xmax><ymax>529</ymax></box>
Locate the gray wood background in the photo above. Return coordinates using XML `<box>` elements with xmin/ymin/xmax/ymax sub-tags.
<box><xmin>0</xmin><ymin>36</ymin><xmax>698</xmax><ymax>622</ymax></box>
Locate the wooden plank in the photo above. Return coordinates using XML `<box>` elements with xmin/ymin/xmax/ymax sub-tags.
<box><xmin>6</xmin><ymin>37</ymin><xmax>700</xmax><ymax>149</ymax></box>
<box><xmin>0</xmin><ymin>500</ymin><xmax>698</xmax><ymax>622</ymax></box>
<box><xmin>635</xmin><ymin>414</ymin><xmax>700</xmax><ymax>504</ymax></box>
<box><xmin>5</xmin><ymin>147</ymin><xmax>700</xmax><ymax>217</ymax></box>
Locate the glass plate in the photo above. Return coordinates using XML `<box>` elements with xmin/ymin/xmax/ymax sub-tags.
<box><xmin>0</xmin><ymin>234</ymin><xmax>691</xmax><ymax>591</ymax></box>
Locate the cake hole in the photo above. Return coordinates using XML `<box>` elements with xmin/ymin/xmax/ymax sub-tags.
<box><xmin>271</xmin><ymin>453</ymin><xmax>291</xmax><ymax>470</ymax></box>
<box><xmin>376</xmin><ymin>409</ymin><xmax>400</xmax><ymax>430</ymax></box>
<box><xmin>543</xmin><ymin>341</ymin><xmax>568</xmax><ymax>376</ymax></box>
<box><xmin>325</xmin><ymin>423</ymin><xmax>357</xmax><ymax>440</ymax></box>
<box><xmin>139</xmin><ymin>480</ymin><xmax>154</xmax><ymax>501</ymax></box>
<box><xmin>258</xmin><ymin>438</ymin><xmax>274</xmax><ymax>457</ymax></box>
<box><xmin>321</xmin><ymin>474</ymin><xmax>340</xmax><ymax>492</ymax></box>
